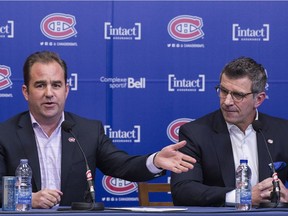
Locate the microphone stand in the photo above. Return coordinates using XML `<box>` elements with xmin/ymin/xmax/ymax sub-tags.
<box><xmin>61</xmin><ymin>121</ymin><xmax>104</xmax><ymax>211</ymax></box>
<box><xmin>258</xmin><ymin>170</ymin><xmax>288</xmax><ymax>208</ymax></box>
<box><xmin>71</xmin><ymin>165</ymin><xmax>104</xmax><ymax>211</ymax></box>
<box><xmin>258</xmin><ymin>164</ymin><xmax>288</xmax><ymax>208</ymax></box>
<box><xmin>270</xmin><ymin>172</ymin><xmax>280</xmax><ymax>204</ymax></box>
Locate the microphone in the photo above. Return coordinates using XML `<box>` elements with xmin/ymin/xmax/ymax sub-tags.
<box><xmin>252</xmin><ymin>120</ymin><xmax>288</xmax><ymax>208</ymax></box>
<box><xmin>61</xmin><ymin>121</ymin><xmax>104</xmax><ymax>211</ymax></box>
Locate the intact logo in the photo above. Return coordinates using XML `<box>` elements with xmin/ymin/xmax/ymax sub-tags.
<box><xmin>0</xmin><ymin>20</ymin><xmax>14</xmax><ymax>39</ymax></box>
<box><xmin>104</xmin><ymin>22</ymin><xmax>141</xmax><ymax>40</ymax></box>
<box><xmin>67</xmin><ymin>73</ymin><xmax>78</xmax><ymax>91</ymax></box>
<box><xmin>168</xmin><ymin>74</ymin><xmax>205</xmax><ymax>92</ymax></box>
<box><xmin>104</xmin><ymin>125</ymin><xmax>141</xmax><ymax>143</ymax></box>
<box><xmin>40</xmin><ymin>13</ymin><xmax>77</xmax><ymax>40</ymax></box>
<box><xmin>167</xmin><ymin>118</ymin><xmax>194</xmax><ymax>143</ymax></box>
<box><xmin>102</xmin><ymin>176</ymin><xmax>137</xmax><ymax>195</ymax></box>
<box><xmin>0</xmin><ymin>65</ymin><xmax>13</xmax><ymax>90</ymax></box>
<box><xmin>168</xmin><ymin>15</ymin><xmax>204</xmax><ymax>42</ymax></box>
<box><xmin>232</xmin><ymin>24</ymin><xmax>270</xmax><ymax>41</ymax></box>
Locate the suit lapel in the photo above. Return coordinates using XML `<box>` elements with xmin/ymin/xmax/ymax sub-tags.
<box><xmin>213</xmin><ymin>111</ymin><xmax>236</xmax><ymax>187</ymax></box>
<box><xmin>60</xmin><ymin>115</ymin><xmax>78</xmax><ymax>191</ymax></box>
<box><xmin>17</xmin><ymin>113</ymin><xmax>41</xmax><ymax>191</ymax></box>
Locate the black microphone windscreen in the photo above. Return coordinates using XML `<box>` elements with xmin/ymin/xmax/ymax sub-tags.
<box><xmin>252</xmin><ymin>120</ymin><xmax>263</xmax><ymax>132</ymax></box>
<box><xmin>61</xmin><ymin>120</ymin><xmax>74</xmax><ymax>132</ymax></box>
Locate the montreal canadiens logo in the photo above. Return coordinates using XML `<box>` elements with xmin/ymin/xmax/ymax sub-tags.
<box><xmin>167</xmin><ymin>118</ymin><xmax>194</xmax><ymax>143</ymax></box>
<box><xmin>40</xmin><ymin>13</ymin><xmax>77</xmax><ymax>40</ymax></box>
<box><xmin>168</xmin><ymin>15</ymin><xmax>204</xmax><ymax>42</ymax></box>
<box><xmin>0</xmin><ymin>65</ymin><xmax>13</xmax><ymax>90</ymax></box>
<box><xmin>102</xmin><ymin>176</ymin><xmax>137</xmax><ymax>195</ymax></box>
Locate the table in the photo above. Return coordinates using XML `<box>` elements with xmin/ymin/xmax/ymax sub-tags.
<box><xmin>1</xmin><ymin>206</ymin><xmax>288</xmax><ymax>216</ymax></box>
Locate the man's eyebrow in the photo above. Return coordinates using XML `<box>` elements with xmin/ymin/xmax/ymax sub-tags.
<box><xmin>52</xmin><ymin>80</ymin><xmax>63</xmax><ymax>84</ymax></box>
<box><xmin>34</xmin><ymin>80</ymin><xmax>46</xmax><ymax>84</ymax></box>
<box><xmin>220</xmin><ymin>85</ymin><xmax>246</xmax><ymax>94</ymax></box>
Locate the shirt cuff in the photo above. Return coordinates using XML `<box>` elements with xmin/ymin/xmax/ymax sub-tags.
<box><xmin>146</xmin><ymin>152</ymin><xmax>163</xmax><ymax>174</ymax></box>
<box><xmin>225</xmin><ymin>189</ymin><xmax>236</xmax><ymax>206</ymax></box>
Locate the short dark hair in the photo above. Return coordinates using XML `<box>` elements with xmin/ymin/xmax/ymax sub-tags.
<box><xmin>220</xmin><ymin>57</ymin><xmax>267</xmax><ymax>93</ymax></box>
<box><xmin>23</xmin><ymin>51</ymin><xmax>68</xmax><ymax>88</ymax></box>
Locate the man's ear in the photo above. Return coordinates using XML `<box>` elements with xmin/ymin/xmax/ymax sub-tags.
<box><xmin>254</xmin><ymin>92</ymin><xmax>266</xmax><ymax>108</ymax></box>
<box><xmin>22</xmin><ymin>85</ymin><xmax>29</xmax><ymax>101</ymax></box>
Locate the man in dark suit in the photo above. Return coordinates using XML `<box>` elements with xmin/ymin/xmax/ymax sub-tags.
<box><xmin>171</xmin><ymin>57</ymin><xmax>288</xmax><ymax>207</ymax></box>
<box><xmin>0</xmin><ymin>51</ymin><xmax>196</xmax><ymax>209</ymax></box>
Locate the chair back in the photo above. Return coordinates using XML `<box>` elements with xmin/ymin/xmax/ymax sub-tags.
<box><xmin>138</xmin><ymin>182</ymin><xmax>173</xmax><ymax>206</ymax></box>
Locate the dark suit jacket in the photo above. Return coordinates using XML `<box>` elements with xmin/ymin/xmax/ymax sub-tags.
<box><xmin>171</xmin><ymin>109</ymin><xmax>288</xmax><ymax>206</ymax></box>
<box><xmin>0</xmin><ymin>111</ymin><xmax>163</xmax><ymax>206</ymax></box>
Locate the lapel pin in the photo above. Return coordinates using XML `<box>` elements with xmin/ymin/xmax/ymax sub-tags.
<box><xmin>68</xmin><ymin>137</ymin><xmax>76</xmax><ymax>142</ymax></box>
<box><xmin>267</xmin><ymin>139</ymin><xmax>273</xmax><ymax>144</ymax></box>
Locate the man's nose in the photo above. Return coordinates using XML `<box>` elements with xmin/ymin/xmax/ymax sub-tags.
<box><xmin>45</xmin><ymin>86</ymin><xmax>54</xmax><ymax>97</ymax></box>
<box><xmin>223</xmin><ymin>93</ymin><xmax>234</xmax><ymax>105</ymax></box>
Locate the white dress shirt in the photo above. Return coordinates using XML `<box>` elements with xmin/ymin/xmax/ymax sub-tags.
<box><xmin>225</xmin><ymin>112</ymin><xmax>259</xmax><ymax>204</ymax></box>
<box><xmin>31</xmin><ymin>113</ymin><xmax>64</xmax><ymax>190</ymax></box>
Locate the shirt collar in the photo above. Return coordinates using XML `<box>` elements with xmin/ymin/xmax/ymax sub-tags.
<box><xmin>30</xmin><ymin>112</ymin><xmax>65</xmax><ymax>130</ymax></box>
